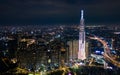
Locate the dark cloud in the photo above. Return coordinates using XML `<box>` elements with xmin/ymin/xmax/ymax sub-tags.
<box><xmin>0</xmin><ymin>0</ymin><xmax>120</xmax><ymax>25</ymax></box>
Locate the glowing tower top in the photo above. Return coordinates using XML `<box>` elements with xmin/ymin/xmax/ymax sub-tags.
<box><xmin>80</xmin><ymin>10</ymin><xmax>84</xmax><ymax>32</ymax></box>
<box><xmin>81</xmin><ymin>10</ymin><xmax>83</xmax><ymax>20</ymax></box>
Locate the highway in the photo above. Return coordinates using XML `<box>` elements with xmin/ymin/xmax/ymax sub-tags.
<box><xmin>89</xmin><ymin>36</ymin><xmax>120</xmax><ymax>68</ymax></box>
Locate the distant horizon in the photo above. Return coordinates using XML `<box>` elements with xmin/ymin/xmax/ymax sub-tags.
<box><xmin>0</xmin><ymin>23</ymin><xmax>119</xmax><ymax>26</ymax></box>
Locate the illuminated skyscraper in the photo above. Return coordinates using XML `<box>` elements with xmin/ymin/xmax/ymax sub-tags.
<box><xmin>78</xmin><ymin>10</ymin><xmax>86</xmax><ymax>60</ymax></box>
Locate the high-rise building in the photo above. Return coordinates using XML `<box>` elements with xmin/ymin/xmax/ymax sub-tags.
<box><xmin>78</xmin><ymin>10</ymin><xmax>86</xmax><ymax>60</ymax></box>
<box><xmin>67</xmin><ymin>40</ymin><xmax>79</xmax><ymax>60</ymax></box>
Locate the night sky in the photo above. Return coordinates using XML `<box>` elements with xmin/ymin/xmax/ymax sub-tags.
<box><xmin>0</xmin><ymin>0</ymin><xmax>120</xmax><ymax>25</ymax></box>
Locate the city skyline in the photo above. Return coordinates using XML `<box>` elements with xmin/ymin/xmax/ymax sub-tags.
<box><xmin>0</xmin><ymin>0</ymin><xmax>120</xmax><ymax>25</ymax></box>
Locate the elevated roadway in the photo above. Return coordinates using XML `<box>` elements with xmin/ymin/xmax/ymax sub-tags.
<box><xmin>89</xmin><ymin>36</ymin><xmax>120</xmax><ymax>68</ymax></box>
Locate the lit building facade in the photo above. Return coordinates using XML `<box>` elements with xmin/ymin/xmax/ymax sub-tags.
<box><xmin>78</xmin><ymin>10</ymin><xmax>86</xmax><ymax>60</ymax></box>
<box><xmin>67</xmin><ymin>40</ymin><xmax>79</xmax><ymax>60</ymax></box>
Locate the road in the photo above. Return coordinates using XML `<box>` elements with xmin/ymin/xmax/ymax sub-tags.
<box><xmin>89</xmin><ymin>36</ymin><xmax>120</xmax><ymax>68</ymax></box>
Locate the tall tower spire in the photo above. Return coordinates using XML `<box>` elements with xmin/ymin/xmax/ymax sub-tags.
<box><xmin>81</xmin><ymin>10</ymin><xmax>83</xmax><ymax>20</ymax></box>
<box><xmin>78</xmin><ymin>10</ymin><xmax>86</xmax><ymax>60</ymax></box>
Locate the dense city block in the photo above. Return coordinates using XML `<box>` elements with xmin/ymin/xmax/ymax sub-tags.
<box><xmin>0</xmin><ymin>25</ymin><xmax>120</xmax><ymax>75</ymax></box>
